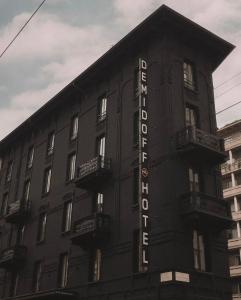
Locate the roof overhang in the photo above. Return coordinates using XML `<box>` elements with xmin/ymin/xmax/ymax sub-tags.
<box><xmin>0</xmin><ymin>5</ymin><xmax>235</xmax><ymax>152</ymax></box>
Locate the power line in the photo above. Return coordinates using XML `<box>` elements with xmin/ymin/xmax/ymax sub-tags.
<box><xmin>0</xmin><ymin>0</ymin><xmax>47</xmax><ymax>59</ymax></box>
<box><xmin>216</xmin><ymin>99</ymin><xmax>241</xmax><ymax>115</ymax></box>
<box><xmin>215</xmin><ymin>81</ymin><xmax>241</xmax><ymax>98</ymax></box>
<box><xmin>214</xmin><ymin>71</ymin><xmax>241</xmax><ymax>90</ymax></box>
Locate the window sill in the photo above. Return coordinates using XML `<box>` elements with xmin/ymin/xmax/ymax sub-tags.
<box><xmin>132</xmin><ymin>203</ymin><xmax>139</xmax><ymax>211</ymax></box>
<box><xmin>36</xmin><ymin>240</ymin><xmax>45</xmax><ymax>246</ymax></box>
<box><xmin>87</xmin><ymin>280</ymin><xmax>101</xmax><ymax>286</ymax></box>
<box><xmin>65</xmin><ymin>179</ymin><xmax>75</xmax><ymax>186</ymax></box>
<box><xmin>61</xmin><ymin>230</ymin><xmax>71</xmax><ymax>236</ymax></box>
<box><xmin>184</xmin><ymin>85</ymin><xmax>198</xmax><ymax>95</ymax></box>
<box><xmin>132</xmin><ymin>271</ymin><xmax>148</xmax><ymax>278</ymax></box>
<box><xmin>42</xmin><ymin>192</ymin><xmax>50</xmax><ymax>198</ymax></box>
<box><xmin>69</xmin><ymin>137</ymin><xmax>78</xmax><ymax>143</ymax></box>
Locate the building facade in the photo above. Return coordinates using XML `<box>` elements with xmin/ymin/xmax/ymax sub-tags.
<box><xmin>219</xmin><ymin>120</ymin><xmax>241</xmax><ymax>300</ymax></box>
<box><xmin>0</xmin><ymin>5</ymin><xmax>234</xmax><ymax>300</ymax></box>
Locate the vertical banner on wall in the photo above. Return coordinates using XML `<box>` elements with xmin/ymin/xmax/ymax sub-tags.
<box><xmin>138</xmin><ymin>58</ymin><xmax>149</xmax><ymax>272</ymax></box>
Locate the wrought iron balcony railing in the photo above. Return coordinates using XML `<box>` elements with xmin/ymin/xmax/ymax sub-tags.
<box><xmin>5</xmin><ymin>199</ymin><xmax>31</xmax><ymax>224</ymax></box>
<box><xmin>180</xmin><ymin>192</ymin><xmax>233</xmax><ymax>230</ymax></box>
<box><xmin>0</xmin><ymin>245</ymin><xmax>27</xmax><ymax>269</ymax></box>
<box><xmin>71</xmin><ymin>213</ymin><xmax>111</xmax><ymax>248</ymax></box>
<box><xmin>75</xmin><ymin>155</ymin><xmax>111</xmax><ymax>189</ymax></box>
<box><xmin>176</xmin><ymin>126</ymin><xmax>226</xmax><ymax>164</ymax></box>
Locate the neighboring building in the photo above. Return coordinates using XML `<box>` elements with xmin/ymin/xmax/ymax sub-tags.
<box><xmin>219</xmin><ymin>120</ymin><xmax>241</xmax><ymax>300</ymax></box>
<box><xmin>0</xmin><ymin>5</ymin><xmax>234</xmax><ymax>300</ymax></box>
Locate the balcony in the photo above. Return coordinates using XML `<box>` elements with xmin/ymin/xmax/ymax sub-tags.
<box><xmin>224</xmin><ymin>135</ymin><xmax>241</xmax><ymax>151</ymax></box>
<box><xmin>0</xmin><ymin>245</ymin><xmax>27</xmax><ymax>269</ymax></box>
<box><xmin>75</xmin><ymin>156</ymin><xmax>111</xmax><ymax>189</ymax></box>
<box><xmin>223</xmin><ymin>185</ymin><xmax>241</xmax><ymax>198</ymax></box>
<box><xmin>180</xmin><ymin>192</ymin><xmax>233</xmax><ymax>230</ymax></box>
<box><xmin>176</xmin><ymin>126</ymin><xmax>226</xmax><ymax>164</ymax></box>
<box><xmin>5</xmin><ymin>199</ymin><xmax>31</xmax><ymax>224</ymax></box>
<box><xmin>160</xmin><ymin>269</ymin><xmax>230</xmax><ymax>299</ymax></box>
<box><xmin>228</xmin><ymin>238</ymin><xmax>241</xmax><ymax>249</ymax></box>
<box><xmin>230</xmin><ymin>265</ymin><xmax>241</xmax><ymax>277</ymax></box>
<box><xmin>71</xmin><ymin>213</ymin><xmax>111</xmax><ymax>248</ymax></box>
<box><xmin>222</xmin><ymin>160</ymin><xmax>241</xmax><ymax>175</ymax></box>
<box><xmin>7</xmin><ymin>289</ymin><xmax>78</xmax><ymax>300</ymax></box>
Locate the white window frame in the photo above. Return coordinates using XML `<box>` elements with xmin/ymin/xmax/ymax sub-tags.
<box><xmin>67</xmin><ymin>153</ymin><xmax>76</xmax><ymax>181</ymax></box>
<box><xmin>62</xmin><ymin>201</ymin><xmax>72</xmax><ymax>232</ymax></box>
<box><xmin>33</xmin><ymin>261</ymin><xmax>42</xmax><ymax>292</ymax></box>
<box><xmin>183</xmin><ymin>61</ymin><xmax>195</xmax><ymax>90</ymax></box>
<box><xmin>98</xmin><ymin>97</ymin><xmax>107</xmax><ymax>122</ymax></box>
<box><xmin>59</xmin><ymin>253</ymin><xmax>68</xmax><ymax>288</ymax></box>
<box><xmin>70</xmin><ymin>115</ymin><xmax>79</xmax><ymax>140</ymax></box>
<box><xmin>43</xmin><ymin>168</ymin><xmax>51</xmax><ymax>194</ymax></box>
<box><xmin>47</xmin><ymin>132</ymin><xmax>55</xmax><ymax>156</ymax></box>
<box><xmin>37</xmin><ymin>213</ymin><xmax>47</xmax><ymax>242</ymax></box>
<box><xmin>193</xmin><ymin>230</ymin><xmax>206</xmax><ymax>271</ymax></box>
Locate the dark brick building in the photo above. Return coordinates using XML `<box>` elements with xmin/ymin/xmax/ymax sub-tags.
<box><xmin>0</xmin><ymin>5</ymin><xmax>235</xmax><ymax>300</ymax></box>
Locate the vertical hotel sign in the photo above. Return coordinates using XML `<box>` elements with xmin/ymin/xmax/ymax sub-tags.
<box><xmin>138</xmin><ymin>58</ymin><xmax>149</xmax><ymax>272</ymax></box>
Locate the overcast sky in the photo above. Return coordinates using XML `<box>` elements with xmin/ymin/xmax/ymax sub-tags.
<box><xmin>0</xmin><ymin>0</ymin><xmax>241</xmax><ymax>140</ymax></box>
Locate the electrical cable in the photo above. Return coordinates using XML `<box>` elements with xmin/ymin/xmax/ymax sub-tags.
<box><xmin>0</xmin><ymin>0</ymin><xmax>47</xmax><ymax>59</ymax></box>
<box><xmin>216</xmin><ymin>99</ymin><xmax>241</xmax><ymax>115</ymax></box>
<box><xmin>214</xmin><ymin>71</ymin><xmax>241</xmax><ymax>90</ymax></box>
<box><xmin>215</xmin><ymin>81</ymin><xmax>241</xmax><ymax>98</ymax></box>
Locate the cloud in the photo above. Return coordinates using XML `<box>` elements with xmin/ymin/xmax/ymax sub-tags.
<box><xmin>0</xmin><ymin>8</ymin><xmax>114</xmax><ymax>139</ymax></box>
<box><xmin>0</xmin><ymin>12</ymin><xmax>110</xmax><ymax>63</ymax></box>
<box><xmin>0</xmin><ymin>0</ymin><xmax>241</xmax><ymax>140</ymax></box>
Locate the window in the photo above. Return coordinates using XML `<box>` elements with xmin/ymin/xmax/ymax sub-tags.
<box><xmin>222</xmin><ymin>176</ymin><xmax>232</xmax><ymax>190</ymax></box>
<box><xmin>89</xmin><ymin>249</ymin><xmax>102</xmax><ymax>282</ymax></box>
<box><xmin>17</xmin><ymin>225</ymin><xmax>25</xmax><ymax>244</ymax></box>
<box><xmin>1</xmin><ymin>193</ymin><xmax>8</xmax><ymax>217</ymax></box>
<box><xmin>42</xmin><ymin>168</ymin><xmax>51</xmax><ymax>195</ymax></box>
<box><xmin>97</xmin><ymin>96</ymin><xmax>107</xmax><ymax>122</ymax></box>
<box><xmin>133</xmin><ymin>111</ymin><xmax>139</xmax><ymax>145</ymax></box>
<box><xmin>6</xmin><ymin>161</ymin><xmax>13</xmax><ymax>183</ymax></box>
<box><xmin>237</xmin><ymin>197</ymin><xmax>241</xmax><ymax>211</ymax></box>
<box><xmin>93</xmin><ymin>193</ymin><xmax>103</xmax><ymax>213</ymax></box>
<box><xmin>70</xmin><ymin>115</ymin><xmax>79</xmax><ymax>141</ymax></box>
<box><xmin>27</xmin><ymin>146</ymin><xmax>34</xmax><ymax>169</ymax></box>
<box><xmin>67</xmin><ymin>153</ymin><xmax>76</xmax><ymax>182</ymax></box>
<box><xmin>183</xmin><ymin>61</ymin><xmax>195</xmax><ymax>90</ymax></box>
<box><xmin>32</xmin><ymin>261</ymin><xmax>42</xmax><ymax>292</ymax></box>
<box><xmin>9</xmin><ymin>272</ymin><xmax>19</xmax><ymax>297</ymax></box>
<box><xmin>23</xmin><ymin>180</ymin><xmax>30</xmax><ymax>202</ymax></box>
<box><xmin>193</xmin><ymin>230</ymin><xmax>208</xmax><ymax>272</ymax></box>
<box><xmin>235</xmin><ymin>173</ymin><xmax>241</xmax><ymax>186</ymax></box>
<box><xmin>229</xmin><ymin>249</ymin><xmax>241</xmax><ymax>267</ymax></box>
<box><xmin>133</xmin><ymin>167</ymin><xmax>139</xmax><ymax>205</ymax></box>
<box><xmin>133</xmin><ymin>229</ymin><xmax>140</xmax><ymax>273</ymax></box>
<box><xmin>37</xmin><ymin>213</ymin><xmax>47</xmax><ymax>243</ymax></box>
<box><xmin>232</xmin><ymin>279</ymin><xmax>241</xmax><ymax>295</ymax></box>
<box><xmin>189</xmin><ymin>168</ymin><xmax>200</xmax><ymax>192</ymax></box>
<box><xmin>96</xmin><ymin>135</ymin><xmax>105</xmax><ymax>157</ymax></box>
<box><xmin>230</xmin><ymin>199</ymin><xmax>235</xmax><ymax>212</ymax></box>
<box><xmin>62</xmin><ymin>201</ymin><xmax>72</xmax><ymax>233</ymax></box>
<box><xmin>0</xmin><ymin>158</ymin><xmax>3</xmax><ymax>171</ymax></box>
<box><xmin>228</xmin><ymin>223</ymin><xmax>238</xmax><ymax>239</ymax></box>
<box><xmin>47</xmin><ymin>132</ymin><xmax>55</xmax><ymax>156</ymax></box>
<box><xmin>58</xmin><ymin>253</ymin><xmax>68</xmax><ymax>288</ymax></box>
<box><xmin>185</xmin><ymin>105</ymin><xmax>198</xmax><ymax>127</ymax></box>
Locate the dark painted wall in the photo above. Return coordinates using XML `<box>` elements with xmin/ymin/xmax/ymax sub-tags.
<box><xmin>0</xmin><ymin>28</ymin><xmax>231</xmax><ymax>300</ymax></box>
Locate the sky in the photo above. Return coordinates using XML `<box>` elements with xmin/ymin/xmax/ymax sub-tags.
<box><xmin>0</xmin><ymin>0</ymin><xmax>241</xmax><ymax>140</ymax></box>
